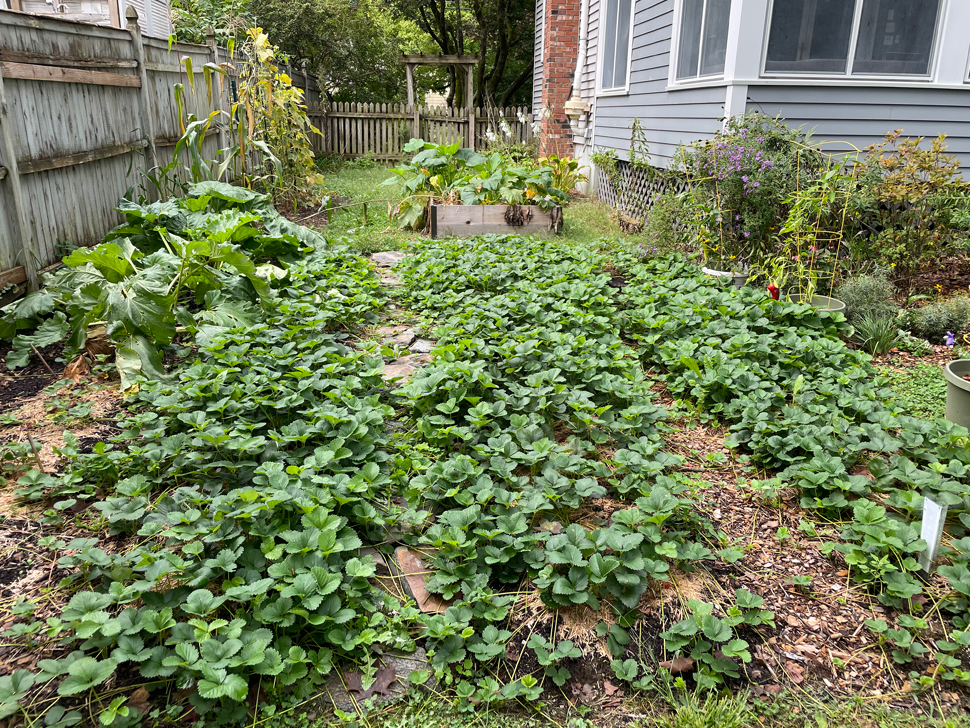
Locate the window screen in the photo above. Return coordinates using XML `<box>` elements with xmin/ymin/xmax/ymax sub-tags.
<box><xmin>765</xmin><ymin>0</ymin><xmax>856</xmax><ymax>73</ymax></box>
<box><xmin>676</xmin><ymin>0</ymin><xmax>733</xmax><ymax>80</ymax></box>
<box><xmin>602</xmin><ymin>0</ymin><xmax>633</xmax><ymax>90</ymax></box>
<box><xmin>853</xmin><ymin>0</ymin><xmax>940</xmax><ymax>76</ymax></box>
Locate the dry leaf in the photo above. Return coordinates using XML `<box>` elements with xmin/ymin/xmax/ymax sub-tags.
<box><xmin>785</xmin><ymin>661</ymin><xmax>805</xmax><ymax>684</ymax></box>
<box><xmin>659</xmin><ymin>656</ymin><xmax>695</xmax><ymax>674</ymax></box>
<box><xmin>603</xmin><ymin>681</ymin><xmax>618</xmax><ymax>696</ymax></box>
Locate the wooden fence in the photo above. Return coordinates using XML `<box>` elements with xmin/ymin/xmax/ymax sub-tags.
<box><xmin>313</xmin><ymin>103</ymin><xmax>534</xmax><ymax>161</ymax></box>
<box><xmin>0</xmin><ymin>6</ymin><xmax>323</xmax><ymax>293</ymax></box>
<box><xmin>0</xmin><ymin>7</ymin><xmax>532</xmax><ymax>296</ymax></box>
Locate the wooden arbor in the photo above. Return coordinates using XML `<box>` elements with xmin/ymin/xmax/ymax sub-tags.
<box><xmin>400</xmin><ymin>54</ymin><xmax>479</xmax><ymax>149</ymax></box>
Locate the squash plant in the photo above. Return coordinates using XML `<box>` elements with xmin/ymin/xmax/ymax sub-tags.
<box><xmin>384</xmin><ymin>140</ymin><xmax>568</xmax><ymax>229</ymax></box>
<box><xmin>1</xmin><ymin>182</ymin><xmax>323</xmax><ymax>385</ymax></box>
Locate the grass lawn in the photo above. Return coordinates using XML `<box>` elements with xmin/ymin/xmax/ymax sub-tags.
<box><xmin>320</xmin><ymin>162</ymin><xmax>632</xmax><ymax>254</ymax></box>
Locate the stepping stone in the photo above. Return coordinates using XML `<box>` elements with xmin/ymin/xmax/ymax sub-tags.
<box><xmin>410</xmin><ymin>338</ymin><xmax>435</xmax><ymax>354</ymax></box>
<box><xmin>395</xmin><ymin>353</ymin><xmax>432</xmax><ymax>366</ymax></box>
<box><xmin>394</xmin><ymin>548</ymin><xmax>450</xmax><ymax>614</ymax></box>
<box><xmin>374</xmin><ymin>326</ymin><xmax>411</xmax><ymax>337</ymax></box>
<box><xmin>380</xmin><ymin>275</ymin><xmax>402</xmax><ymax>287</ymax></box>
<box><xmin>318</xmin><ymin>648</ymin><xmax>433</xmax><ymax>714</ymax></box>
<box><xmin>385</xmin><ymin>330</ymin><xmax>416</xmax><ymax>348</ymax></box>
<box><xmin>382</xmin><ymin>363</ymin><xmax>416</xmax><ymax>382</ymax></box>
<box><xmin>371</xmin><ymin>251</ymin><xmax>408</xmax><ymax>267</ymax></box>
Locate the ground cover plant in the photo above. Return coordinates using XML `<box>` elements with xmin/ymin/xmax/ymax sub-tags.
<box><xmin>618</xmin><ymin>258</ymin><xmax>970</xmax><ymax>688</ymax></box>
<box><xmin>5</xmin><ymin>219</ymin><xmax>970</xmax><ymax>728</ymax></box>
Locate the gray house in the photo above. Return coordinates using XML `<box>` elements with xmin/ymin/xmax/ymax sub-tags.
<box><xmin>533</xmin><ymin>0</ymin><xmax>970</xmax><ymax>176</ymax></box>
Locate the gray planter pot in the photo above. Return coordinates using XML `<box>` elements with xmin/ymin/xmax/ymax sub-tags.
<box><xmin>701</xmin><ymin>267</ymin><xmax>748</xmax><ymax>289</ymax></box>
<box><xmin>787</xmin><ymin>293</ymin><xmax>847</xmax><ymax>314</ymax></box>
<box><xmin>944</xmin><ymin>360</ymin><xmax>970</xmax><ymax>429</ymax></box>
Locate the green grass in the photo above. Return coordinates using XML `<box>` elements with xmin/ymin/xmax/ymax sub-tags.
<box><xmin>877</xmin><ymin>363</ymin><xmax>947</xmax><ymax>420</ymax></box>
<box><xmin>256</xmin><ymin>689</ymin><xmax>970</xmax><ymax>728</ymax></box>
<box><xmin>316</xmin><ymin>159</ymin><xmax>645</xmax><ymax>255</ymax></box>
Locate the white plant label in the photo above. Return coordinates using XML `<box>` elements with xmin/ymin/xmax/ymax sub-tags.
<box><xmin>919</xmin><ymin>496</ymin><xmax>948</xmax><ymax>574</ymax></box>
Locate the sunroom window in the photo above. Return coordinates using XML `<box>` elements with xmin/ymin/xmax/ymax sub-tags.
<box><xmin>676</xmin><ymin>0</ymin><xmax>733</xmax><ymax>80</ymax></box>
<box><xmin>765</xmin><ymin>0</ymin><xmax>942</xmax><ymax>77</ymax></box>
<box><xmin>601</xmin><ymin>0</ymin><xmax>634</xmax><ymax>91</ymax></box>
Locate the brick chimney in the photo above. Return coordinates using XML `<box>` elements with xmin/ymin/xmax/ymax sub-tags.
<box><xmin>538</xmin><ymin>0</ymin><xmax>580</xmax><ymax>158</ymax></box>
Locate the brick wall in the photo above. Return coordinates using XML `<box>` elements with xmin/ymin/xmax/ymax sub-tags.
<box><xmin>538</xmin><ymin>0</ymin><xmax>580</xmax><ymax>158</ymax></box>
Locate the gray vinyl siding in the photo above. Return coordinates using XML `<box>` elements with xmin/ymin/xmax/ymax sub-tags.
<box><xmin>592</xmin><ymin>0</ymin><xmax>727</xmax><ymax>168</ymax></box>
<box><xmin>533</xmin><ymin>0</ymin><xmax>544</xmax><ymax>110</ymax></box>
<box><xmin>746</xmin><ymin>85</ymin><xmax>970</xmax><ymax>173</ymax></box>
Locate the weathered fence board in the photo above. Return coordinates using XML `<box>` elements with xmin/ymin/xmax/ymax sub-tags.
<box><xmin>430</xmin><ymin>204</ymin><xmax>562</xmax><ymax>238</ymax></box>
<box><xmin>0</xmin><ymin>9</ymin><xmax>323</xmax><ymax>286</ymax></box>
<box><xmin>310</xmin><ymin>103</ymin><xmax>533</xmax><ymax>161</ymax></box>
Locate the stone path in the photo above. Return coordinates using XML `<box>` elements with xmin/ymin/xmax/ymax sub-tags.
<box><xmin>368</xmin><ymin>251</ymin><xmax>436</xmax><ymax>383</ymax></box>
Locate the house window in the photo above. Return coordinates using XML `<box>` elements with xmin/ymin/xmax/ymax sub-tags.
<box><xmin>601</xmin><ymin>0</ymin><xmax>634</xmax><ymax>91</ymax></box>
<box><xmin>765</xmin><ymin>0</ymin><xmax>942</xmax><ymax>77</ymax></box>
<box><xmin>676</xmin><ymin>0</ymin><xmax>733</xmax><ymax>80</ymax></box>
<box><xmin>853</xmin><ymin>0</ymin><xmax>941</xmax><ymax>75</ymax></box>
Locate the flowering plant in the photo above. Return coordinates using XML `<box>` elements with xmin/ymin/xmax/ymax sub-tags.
<box><xmin>675</xmin><ymin>113</ymin><xmax>822</xmax><ymax>271</ymax></box>
<box><xmin>845</xmin><ymin>131</ymin><xmax>970</xmax><ymax>300</ymax></box>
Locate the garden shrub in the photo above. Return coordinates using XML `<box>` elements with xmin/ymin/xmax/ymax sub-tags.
<box><xmin>906</xmin><ymin>297</ymin><xmax>970</xmax><ymax>344</ymax></box>
<box><xmin>846</xmin><ymin>131</ymin><xmax>970</xmax><ymax>299</ymax></box>
<box><xmin>835</xmin><ymin>272</ymin><xmax>899</xmax><ymax>322</ymax></box>
<box><xmin>673</xmin><ymin>112</ymin><xmax>822</xmax><ymax>271</ymax></box>
<box><xmin>644</xmin><ymin>192</ymin><xmax>692</xmax><ymax>254</ymax></box>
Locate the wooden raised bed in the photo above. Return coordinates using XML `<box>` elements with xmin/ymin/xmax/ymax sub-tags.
<box><xmin>430</xmin><ymin>204</ymin><xmax>563</xmax><ymax>238</ymax></box>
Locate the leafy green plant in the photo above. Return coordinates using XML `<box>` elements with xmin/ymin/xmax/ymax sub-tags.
<box><xmin>538</xmin><ymin>155</ymin><xmax>587</xmax><ymax>195</ymax></box>
<box><xmin>835</xmin><ymin>272</ymin><xmax>899</xmax><ymax>323</ymax></box>
<box><xmin>851</xmin><ymin>313</ymin><xmax>903</xmax><ymax>355</ymax></box>
<box><xmin>905</xmin><ymin>297</ymin><xmax>970</xmax><ymax>344</ymax></box>
<box><xmin>384</xmin><ymin>140</ymin><xmax>568</xmax><ymax>229</ymax></box>
<box><xmin>1</xmin><ymin>182</ymin><xmax>322</xmax><ymax>382</ymax></box>
<box><xmin>658</xmin><ymin>590</ymin><xmax>773</xmax><ymax>690</ymax></box>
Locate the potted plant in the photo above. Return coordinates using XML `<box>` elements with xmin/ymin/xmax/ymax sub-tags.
<box><xmin>943</xmin><ymin>359</ymin><xmax>970</xmax><ymax>428</ymax></box>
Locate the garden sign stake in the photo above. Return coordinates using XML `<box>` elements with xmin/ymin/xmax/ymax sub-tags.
<box><xmin>919</xmin><ymin>496</ymin><xmax>948</xmax><ymax>574</ymax></box>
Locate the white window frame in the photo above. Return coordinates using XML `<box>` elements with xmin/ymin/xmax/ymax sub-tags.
<box><xmin>761</xmin><ymin>0</ymin><xmax>947</xmax><ymax>81</ymax></box>
<box><xmin>669</xmin><ymin>0</ymin><xmax>733</xmax><ymax>86</ymax></box>
<box><xmin>596</xmin><ymin>0</ymin><xmax>636</xmax><ymax>97</ymax></box>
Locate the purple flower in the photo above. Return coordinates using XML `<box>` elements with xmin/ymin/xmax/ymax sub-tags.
<box><xmin>744</xmin><ymin>232</ymin><xmax>751</xmax><ymax>238</ymax></box>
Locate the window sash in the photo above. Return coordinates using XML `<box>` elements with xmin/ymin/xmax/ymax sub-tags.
<box><xmin>764</xmin><ymin>0</ymin><xmax>942</xmax><ymax>78</ymax></box>
<box><xmin>676</xmin><ymin>0</ymin><xmax>732</xmax><ymax>81</ymax></box>
<box><xmin>602</xmin><ymin>0</ymin><xmax>633</xmax><ymax>90</ymax></box>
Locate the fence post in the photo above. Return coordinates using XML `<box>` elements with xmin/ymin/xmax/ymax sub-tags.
<box><xmin>412</xmin><ymin>104</ymin><xmax>421</xmax><ymax>141</ymax></box>
<box><xmin>127</xmin><ymin>6</ymin><xmax>158</xmax><ymax>173</ymax></box>
<box><xmin>0</xmin><ymin>69</ymin><xmax>40</xmax><ymax>291</ymax></box>
<box><xmin>465</xmin><ymin>66</ymin><xmax>474</xmax><ymax>149</ymax></box>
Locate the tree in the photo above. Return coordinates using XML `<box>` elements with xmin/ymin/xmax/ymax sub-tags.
<box><xmin>251</xmin><ymin>0</ymin><xmax>428</xmax><ymax>104</ymax></box>
<box><xmin>394</xmin><ymin>0</ymin><xmax>534</xmax><ymax>108</ymax></box>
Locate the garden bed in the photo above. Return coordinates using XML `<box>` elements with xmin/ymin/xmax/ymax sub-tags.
<box><xmin>429</xmin><ymin>203</ymin><xmax>563</xmax><ymax>238</ymax></box>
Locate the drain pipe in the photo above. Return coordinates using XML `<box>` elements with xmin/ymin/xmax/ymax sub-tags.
<box><xmin>563</xmin><ymin>0</ymin><xmax>592</xmax><ymax>145</ymax></box>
